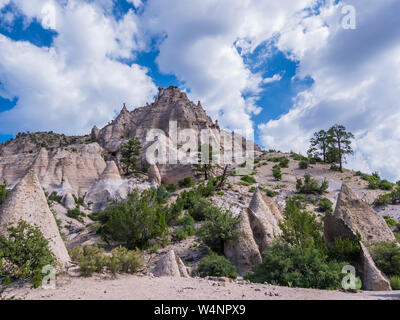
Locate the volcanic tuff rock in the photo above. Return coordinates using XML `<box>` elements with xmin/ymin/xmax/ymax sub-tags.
<box><xmin>224</xmin><ymin>209</ymin><xmax>262</xmax><ymax>275</ymax></box>
<box><xmin>324</xmin><ymin>184</ymin><xmax>395</xmax><ymax>291</ymax></box>
<box><xmin>324</xmin><ymin>184</ymin><xmax>396</xmax><ymax>244</ymax></box>
<box><xmin>359</xmin><ymin>243</ymin><xmax>391</xmax><ymax>291</ymax></box>
<box><xmin>0</xmin><ymin>170</ymin><xmax>70</xmax><ymax>266</ymax></box>
<box><xmin>247</xmin><ymin>188</ymin><xmax>283</xmax><ymax>252</ymax></box>
<box><xmin>0</xmin><ymin>143</ymin><xmax>106</xmax><ymax>198</ymax></box>
<box><xmin>0</xmin><ymin>86</ymin><xmax>260</xmax><ymax>197</ymax></box>
<box><xmin>62</xmin><ymin>193</ymin><xmax>76</xmax><ymax>210</ymax></box>
<box><xmin>224</xmin><ymin>189</ymin><xmax>283</xmax><ymax>275</ymax></box>
<box><xmin>152</xmin><ymin>250</ymin><xmax>189</xmax><ymax>278</ymax></box>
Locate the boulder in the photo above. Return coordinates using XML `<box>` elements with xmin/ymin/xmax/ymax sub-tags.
<box><xmin>324</xmin><ymin>184</ymin><xmax>395</xmax><ymax>291</ymax></box>
<box><xmin>247</xmin><ymin>188</ymin><xmax>283</xmax><ymax>251</ymax></box>
<box><xmin>62</xmin><ymin>193</ymin><xmax>76</xmax><ymax>210</ymax></box>
<box><xmin>224</xmin><ymin>189</ymin><xmax>283</xmax><ymax>275</ymax></box>
<box><xmin>84</xmin><ymin>161</ymin><xmax>126</xmax><ymax>211</ymax></box>
<box><xmin>324</xmin><ymin>184</ymin><xmax>396</xmax><ymax>244</ymax></box>
<box><xmin>224</xmin><ymin>209</ymin><xmax>262</xmax><ymax>275</ymax></box>
<box><xmin>0</xmin><ymin>170</ymin><xmax>70</xmax><ymax>266</ymax></box>
<box><xmin>359</xmin><ymin>243</ymin><xmax>392</xmax><ymax>291</ymax></box>
<box><xmin>153</xmin><ymin>250</ymin><xmax>189</xmax><ymax>277</ymax></box>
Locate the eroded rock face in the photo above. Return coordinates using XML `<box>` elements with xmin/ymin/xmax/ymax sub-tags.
<box><xmin>247</xmin><ymin>189</ymin><xmax>283</xmax><ymax>252</ymax></box>
<box><xmin>324</xmin><ymin>184</ymin><xmax>395</xmax><ymax>291</ymax></box>
<box><xmin>224</xmin><ymin>189</ymin><xmax>283</xmax><ymax>276</ymax></box>
<box><xmin>147</xmin><ymin>164</ymin><xmax>161</xmax><ymax>185</ymax></box>
<box><xmin>96</xmin><ymin>86</ymin><xmax>260</xmax><ymax>184</ymax></box>
<box><xmin>152</xmin><ymin>250</ymin><xmax>189</xmax><ymax>278</ymax></box>
<box><xmin>0</xmin><ymin>144</ymin><xmax>106</xmax><ymax>198</ymax></box>
<box><xmin>0</xmin><ymin>86</ymin><xmax>261</xmax><ymax>194</ymax></box>
<box><xmin>324</xmin><ymin>184</ymin><xmax>396</xmax><ymax>244</ymax></box>
<box><xmin>84</xmin><ymin>161</ymin><xmax>153</xmax><ymax>211</ymax></box>
<box><xmin>84</xmin><ymin>161</ymin><xmax>126</xmax><ymax>212</ymax></box>
<box><xmin>62</xmin><ymin>193</ymin><xmax>76</xmax><ymax>210</ymax></box>
<box><xmin>359</xmin><ymin>243</ymin><xmax>391</xmax><ymax>291</ymax></box>
<box><xmin>0</xmin><ymin>170</ymin><xmax>70</xmax><ymax>266</ymax></box>
<box><xmin>224</xmin><ymin>209</ymin><xmax>262</xmax><ymax>275</ymax></box>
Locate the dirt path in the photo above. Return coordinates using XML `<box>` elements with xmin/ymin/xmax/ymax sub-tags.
<box><xmin>3</xmin><ymin>274</ymin><xmax>400</xmax><ymax>300</ymax></box>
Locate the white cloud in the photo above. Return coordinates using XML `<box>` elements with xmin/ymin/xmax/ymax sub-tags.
<box><xmin>0</xmin><ymin>0</ymin><xmax>9</xmax><ymax>9</ymax></box>
<box><xmin>263</xmin><ymin>74</ymin><xmax>283</xmax><ymax>84</ymax></box>
<box><xmin>138</xmin><ymin>0</ymin><xmax>315</xmax><ymax>132</ymax></box>
<box><xmin>258</xmin><ymin>0</ymin><xmax>400</xmax><ymax>181</ymax></box>
<box><xmin>0</xmin><ymin>0</ymin><xmax>157</xmax><ymax>135</ymax></box>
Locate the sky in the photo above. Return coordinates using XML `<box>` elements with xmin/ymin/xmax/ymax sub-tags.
<box><xmin>0</xmin><ymin>0</ymin><xmax>399</xmax><ymax>181</ymax></box>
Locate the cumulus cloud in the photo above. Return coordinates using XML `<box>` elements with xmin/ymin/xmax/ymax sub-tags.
<box><xmin>263</xmin><ymin>74</ymin><xmax>283</xmax><ymax>84</ymax></box>
<box><xmin>258</xmin><ymin>0</ymin><xmax>400</xmax><ymax>180</ymax></box>
<box><xmin>137</xmin><ymin>0</ymin><xmax>315</xmax><ymax>132</ymax></box>
<box><xmin>0</xmin><ymin>0</ymin><xmax>156</xmax><ymax>135</ymax></box>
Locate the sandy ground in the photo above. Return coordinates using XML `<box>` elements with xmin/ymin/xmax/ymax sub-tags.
<box><xmin>3</xmin><ymin>274</ymin><xmax>400</xmax><ymax>300</ymax></box>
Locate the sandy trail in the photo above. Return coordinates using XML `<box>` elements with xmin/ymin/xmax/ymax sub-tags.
<box><xmin>3</xmin><ymin>274</ymin><xmax>400</xmax><ymax>300</ymax></box>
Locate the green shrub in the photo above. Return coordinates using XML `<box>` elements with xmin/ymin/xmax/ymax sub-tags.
<box><xmin>279</xmin><ymin>157</ymin><xmax>290</xmax><ymax>168</ymax></box>
<box><xmin>185</xmin><ymin>224</ymin><xmax>195</xmax><ymax>236</ymax></box>
<box><xmin>188</xmin><ymin>198</ymin><xmax>216</xmax><ymax>222</ymax></box>
<box><xmin>198</xmin><ymin>252</ymin><xmax>237</xmax><ymax>279</ymax></box>
<box><xmin>309</xmin><ymin>158</ymin><xmax>317</xmax><ymax>165</ymax></box>
<box><xmin>155</xmin><ymin>185</ymin><xmax>171</xmax><ymax>204</ymax></box>
<box><xmin>0</xmin><ymin>179</ymin><xmax>7</xmax><ymax>205</ymax></box>
<box><xmin>319</xmin><ymin>198</ymin><xmax>333</xmax><ymax>213</ymax></box>
<box><xmin>150</xmin><ymin>244</ymin><xmax>159</xmax><ymax>254</ymax></box>
<box><xmin>166</xmin><ymin>183</ymin><xmax>177</xmax><ymax>192</ymax></box>
<box><xmin>178</xmin><ymin>177</ymin><xmax>193</xmax><ymax>188</ymax></box>
<box><xmin>173</xmin><ymin>229</ymin><xmax>188</xmax><ymax>241</ymax></box>
<box><xmin>67</xmin><ymin>208</ymin><xmax>86</xmax><ymax>221</ymax></box>
<box><xmin>373</xmin><ymin>193</ymin><xmax>392</xmax><ymax>207</ymax></box>
<box><xmin>328</xmin><ymin>237</ymin><xmax>361</xmax><ymax>265</ymax></box>
<box><xmin>69</xmin><ymin>245</ymin><xmax>106</xmax><ymax>277</ymax></box>
<box><xmin>47</xmin><ymin>191</ymin><xmax>62</xmax><ymax>203</ymax></box>
<box><xmin>362</xmin><ymin>172</ymin><xmax>394</xmax><ymax>191</ymax></box>
<box><xmin>384</xmin><ymin>216</ymin><xmax>397</xmax><ymax>228</ymax></box>
<box><xmin>299</xmin><ymin>160</ymin><xmax>309</xmax><ymax>169</ymax></box>
<box><xmin>292</xmin><ymin>153</ymin><xmax>308</xmax><ymax>161</ymax></box>
<box><xmin>370</xmin><ymin>242</ymin><xmax>400</xmax><ymax>277</ymax></box>
<box><xmin>196</xmin><ymin>180</ymin><xmax>216</xmax><ymax>197</ymax></box>
<box><xmin>248</xmin><ymin>186</ymin><xmax>256</xmax><ymax>193</ymax></box>
<box><xmin>72</xmin><ymin>195</ymin><xmax>84</xmax><ymax>207</ymax></box>
<box><xmin>373</xmin><ymin>185</ymin><xmax>400</xmax><ymax>207</ymax></box>
<box><xmin>177</xmin><ymin>215</ymin><xmax>195</xmax><ymax>227</ymax></box>
<box><xmin>296</xmin><ymin>174</ymin><xmax>328</xmax><ymax>195</ymax></box>
<box><xmin>107</xmin><ymin>246</ymin><xmax>144</xmax><ymax>275</ymax></box>
<box><xmin>69</xmin><ymin>245</ymin><xmax>144</xmax><ymax>277</ymax></box>
<box><xmin>272</xmin><ymin>165</ymin><xmax>282</xmax><ymax>181</ymax></box>
<box><xmin>217</xmin><ymin>191</ymin><xmax>224</xmax><ymax>196</ymax></box>
<box><xmin>90</xmin><ymin>189</ymin><xmax>168</xmax><ymax>249</ymax></box>
<box><xmin>390</xmin><ymin>276</ymin><xmax>400</xmax><ymax>290</ymax></box>
<box><xmin>379</xmin><ymin>180</ymin><xmax>394</xmax><ymax>191</ymax></box>
<box><xmin>240</xmin><ymin>175</ymin><xmax>256</xmax><ymax>185</ymax></box>
<box><xmin>258</xmin><ymin>187</ymin><xmax>276</xmax><ymax>197</ymax></box>
<box><xmin>245</xmin><ymin>241</ymin><xmax>345</xmax><ymax>290</ymax></box>
<box><xmin>279</xmin><ymin>199</ymin><xmax>326</xmax><ymax>251</ymax></box>
<box><xmin>198</xmin><ymin>207</ymin><xmax>241</xmax><ymax>254</ymax></box>
<box><xmin>0</xmin><ymin>221</ymin><xmax>55</xmax><ymax>287</ymax></box>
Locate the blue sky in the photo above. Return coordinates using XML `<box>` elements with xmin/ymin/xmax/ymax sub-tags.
<box><xmin>0</xmin><ymin>0</ymin><xmax>400</xmax><ymax>181</ymax></box>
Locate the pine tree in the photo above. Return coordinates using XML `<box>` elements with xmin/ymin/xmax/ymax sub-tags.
<box><xmin>308</xmin><ymin>130</ymin><xmax>330</xmax><ymax>162</ymax></box>
<box><xmin>120</xmin><ymin>138</ymin><xmax>141</xmax><ymax>175</ymax></box>
<box><xmin>327</xmin><ymin>124</ymin><xmax>354</xmax><ymax>172</ymax></box>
